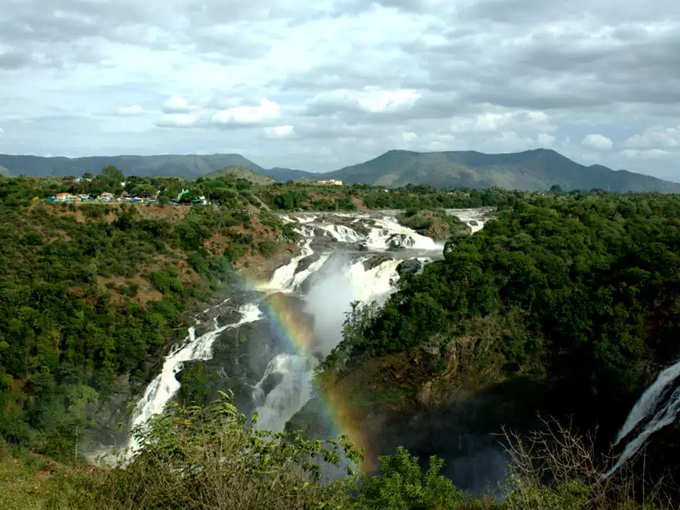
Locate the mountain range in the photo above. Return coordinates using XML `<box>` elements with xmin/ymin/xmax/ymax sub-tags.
<box><xmin>2</xmin><ymin>149</ymin><xmax>679</xmax><ymax>193</ymax></box>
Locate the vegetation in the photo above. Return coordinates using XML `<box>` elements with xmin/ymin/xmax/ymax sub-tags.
<box><xmin>0</xmin><ymin>173</ymin><xmax>301</xmax><ymax>459</ymax></box>
<box><xmin>2</xmin><ymin>171</ymin><xmax>679</xmax><ymax>508</ymax></box>
<box><xmin>323</xmin><ymin>191</ymin><xmax>680</xmax><ymax>486</ymax></box>
<box><xmin>0</xmin><ymin>397</ymin><xmax>669</xmax><ymax>509</ymax></box>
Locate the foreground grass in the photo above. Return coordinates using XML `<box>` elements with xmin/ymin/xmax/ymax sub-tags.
<box><xmin>0</xmin><ymin>445</ymin><xmax>100</xmax><ymax>510</ymax></box>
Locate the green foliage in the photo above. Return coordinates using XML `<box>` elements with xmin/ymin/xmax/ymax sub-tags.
<box><xmin>351</xmin><ymin>447</ymin><xmax>463</xmax><ymax>510</ymax></box>
<box><xmin>330</xmin><ymin>192</ymin><xmax>680</xmax><ymax>430</ymax></box>
<box><xmin>98</xmin><ymin>393</ymin><xmax>358</xmax><ymax>510</ymax></box>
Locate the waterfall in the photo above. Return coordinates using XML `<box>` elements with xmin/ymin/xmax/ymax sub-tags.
<box><xmin>249</xmin><ymin>211</ymin><xmax>445</xmax><ymax>432</ymax></box>
<box><xmin>252</xmin><ymin>354</ymin><xmax>315</xmax><ymax>432</ymax></box>
<box><xmin>603</xmin><ymin>359</ymin><xmax>680</xmax><ymax>478</ymax></box>
<box><xmin>126</xmin><ymin>302</ymin><xmax>263</xmax><ymax>454</ymax></box>
<box><xmin>366</xmin><ymin>216</ymin><xmax>442</xmax><ymax>251</ymax></box>
<box><xmin>124</xmin><ymin>209</ymin><xmax>491</xmax><ymax>452</ymax></box>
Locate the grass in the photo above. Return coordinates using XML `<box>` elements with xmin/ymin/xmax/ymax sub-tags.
<box><xmin>0</xmin><ymin>445</ymin><xmax>99</xmax><ymax>510</ymax></box>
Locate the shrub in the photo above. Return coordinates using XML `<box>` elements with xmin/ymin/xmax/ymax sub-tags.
<box><xmin>97</xmin><ymin>393</ymin><xmax>357</xmax><ymax>510</ymax></box>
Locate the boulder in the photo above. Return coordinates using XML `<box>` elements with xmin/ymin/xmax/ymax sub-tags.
<box><xmin>396</xmin><ymin>258</ymin><xmax>422</xmax><ymax>276</ymax></box>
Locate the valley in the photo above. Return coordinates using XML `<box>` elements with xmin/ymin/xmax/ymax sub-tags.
<box><xmin>1</xmin><ymin>173</ymin><xmax>679</xmax><ymax>509</ymax></box>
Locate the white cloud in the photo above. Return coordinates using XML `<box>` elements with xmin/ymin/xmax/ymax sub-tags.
<box><xmin>582</xmin><ymin>133</ymin><xmax>613</xmax><ymax>150</ymax></box>
<box><xmin>156</xmin><ymin>113</ymin><xmax>199</xmax><ymax>128</ymax></box>
<box><xmin>356</xmin><ymin>87</ymin><xmax>421</xmax><ymax>113</ymax></box>
<box><xmin>402</xmin><ymin>131</ymin><xmax>418</xmax><ymax>143</ymax></box>
<box><xmin>537</xmin><ymin>133</ymin><xmax>556</xmax><ymax>146</ymax></box>
<box><xmin>450</xmin><ymin>110</ymin><xmax>554</xmax><ymax>134</ymax></box>
<box><xmin>309</xmin><ymin>87</ymin><xmax>421</xmax><ymax>114</ymax></box>
<box><xmin>264</xmin><ymin>124</ymin><xmax>295</xmax><ymax>138</ymax></box>
<box><xmin>3</xmin><ymin>0</ymin><xmax>680</xmax><ymax>180</ymax></box>
<box><xmin>621</xmin><ymin>148</ymin><xmax>670</xmax><ymax>159</ymax></box>
<box><xmin>212</xmin><ymin>99</ymin><xmax>280</xmax><ymax>125</ymax></box>
<box><xmin>116</xmin><ymin>105</ymin><xmax>144</xmax><ymax>116</ymax></box>
<box><xmin>0</xmin><ymin>127</ymin><xmax>4</xmax><ymax>136</ymax></box>
<box><xmin>623</xmin><ymin>125</ymin><xmax>680</xmax><ymax>150</ymax></box>
<box><xmin>162</xmin><ymin>95</ymin><xmax>194</xmax><ymax>113</ymax></box>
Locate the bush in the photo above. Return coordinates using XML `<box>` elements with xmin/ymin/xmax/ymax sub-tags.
<box><xmin>97</xmin><ymin>393</ymin><xmax>357</xmax><ymax>510</ymax></box>
<box><xmin>351</xmin><ymin>447</ymin><xmax>463</xmax><ymax>510</ymax></box>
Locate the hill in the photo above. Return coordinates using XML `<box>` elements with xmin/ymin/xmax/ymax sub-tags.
<box><xmin>258</xmin><ymin>167</ymin><xmax>315</xmax><ymax>182</ymax></box>
<box><xmin>204</xmin><ymin>165</ymin><xmax>275</xmax><ymax>185</ymax></box>
<box><xmin>3</xmin><ymin>149</ymin><xmax>679</xmax><ymax>193</ymax></box>
<box><xmin>325</xmin><ymin>148</ymin><xmax>680</xmax><ymax>192</ymax></box>
<box><xmin>0</xmin><ymin>153</ymin><xmax>263</xmax><ymax>178</ymax></box>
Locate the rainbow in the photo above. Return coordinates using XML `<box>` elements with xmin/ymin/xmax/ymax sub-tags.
<box><xmin>240</xmin><ymin>273</ymin><xmax>376</xmax><ymax>471</ymax></box>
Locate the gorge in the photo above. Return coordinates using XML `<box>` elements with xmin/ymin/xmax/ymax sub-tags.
<box><xmin>120</xmin><ymin>208</ymin><xmax>496</xmax><ymax>482</ymax></box>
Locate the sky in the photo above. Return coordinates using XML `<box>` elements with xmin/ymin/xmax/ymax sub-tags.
<box><xmin>1</xmin><ymin>0</ymin><xmax>680</xmax><ymax>180</ymax></box>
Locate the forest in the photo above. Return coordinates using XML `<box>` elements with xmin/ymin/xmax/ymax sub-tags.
<box><xmin>1</xmin><ymin>172</ymin><xmax>679</xmax><ymax>509</ymax></box>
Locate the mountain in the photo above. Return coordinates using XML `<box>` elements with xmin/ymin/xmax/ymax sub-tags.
<box><xmin>325</xmin><ymin>149</ymin><xmax>680</xmax><ymax>193</ymax></box>
<box><xmin>3</xmin><ymin>149</ymin><xmax>679</xmax><ymax>193</ymax></box>
<box><xmin>204</xmin><ymin>166</ymin><xmax>275</xmax><ymax>185</ymax></box>
<box><xmin>258</xmin><ymin>167</ymin><xmax>316</xmax><ymax>182</ymax></box>
<box><xmin>0</xmin><ymin>153</ymin><xmax>263</xmax><ymax>178</ymax></box>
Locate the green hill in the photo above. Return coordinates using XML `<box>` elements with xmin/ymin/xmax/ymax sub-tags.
<box><xmin>3</xmin><ymin>149</ymin><xmax>679</xmax><ymax>193</ymax></box>
<box><xmin>258</xmin><ymin>167</ymin><xmax>315</xmax><ymax>182</ymax></box>
<box><xmin>0</xmin><ymin>153</ymin><xmax>263</xmax><ymax>178</ymax></box>
<box><xmin>204</xmin><ymin>165</ymin><xmax>275</xmax><ymax>185</ymax></box>
<box><xmin>326</xmin><ymin>148</ymin><xmax>680</xmax><ymax>192</ymax></box>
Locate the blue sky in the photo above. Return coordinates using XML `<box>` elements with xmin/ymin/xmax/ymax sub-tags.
<box><xmin>2</xmin><ymin>0</ymin><xmax>680</xmax><ymax>180</ymax></box>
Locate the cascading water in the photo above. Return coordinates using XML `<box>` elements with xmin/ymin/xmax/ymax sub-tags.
<box><xmin>125</xmin><ymin>208</ymin><xmax>491</xmax><ymax>449</ymax></box>
<box><xmin>126</xmin><ymin>302</ymin><xmax>263</xmax><ymax>454</ymax></box>
<box><xmin>247</xmin><ymin>210</ymin><xmax>476</xmax><ymax>432</ymax></box>
<box><xmin>603</xmin><ymin>359</ymin><xmax>680</xmax><ymax>478</ymax></box>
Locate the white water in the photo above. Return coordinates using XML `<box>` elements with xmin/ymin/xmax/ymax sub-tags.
<box><xmin>318</xmin><ymin>223</ymin><xmax>363</xmax><ymax>243</ymax></box>
<box><xmin>264</xmin><ymin>239</ymin><xmax>314</xmax><ymax>291</ymax></box>
<box><xmin>366</xmin><ymin>216</ymin><xmax>442</xmax><ymax>251</ymax></box>
<box><xmin>126</xmin><ymin>302</ymin><xmax>262</xmax><ymax>454</ymax></box>
<box><xmin>446</xmin><ymin>207</ymin><xmax>494</xmax><ymax>234</ymax></box>
<box><xmin>603</xmin><ymin>359</ymin><xmax>680</xmax><ymax>478</ymax></box>
<box><xmin>126</xmin><ymin>209</ymin><xmax>490</xmax><ymax>448</ymax></box>
<box><xmin>252</xmin><ymin>354</ymin><xmax>315</xmax><ymax>432</ymax></box>
<box><xmin>251</xmin><ymin>212</ymin><xmax>441</xmax><ymax>432</ymax></box>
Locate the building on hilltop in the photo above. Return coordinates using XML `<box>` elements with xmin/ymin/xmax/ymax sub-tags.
<box><xmin>315</xmin><ymin>179</ymin><xmax>343</xmax><ymax>186</ymax></box>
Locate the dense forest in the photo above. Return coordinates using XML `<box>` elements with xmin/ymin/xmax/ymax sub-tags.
<box><xmin>1</xmin><ymin>171</ymin><xmax>679</xmax><ymax>509</ymax></box>
<box><xmin>0</xmin><ymin>170</ymin><xmax>519</xmax><ymax>458</ymax></box>
<box><xmin>327</xmin><ymin>192</ymin><xmax>680</xmax><ymax>419</ymax></box>
<box><xmin>322</xmin><ymin>191</ymin><xmax>680</xmax><ymax>502</ymax></box>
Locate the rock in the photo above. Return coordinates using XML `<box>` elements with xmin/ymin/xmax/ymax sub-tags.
<box><xmin>294</xmin><ymin>254</ymin><xmax>319</xmax><ymax>274</ymax></box>
<box><xmin>396</xmin><ymin>259</ymin><xmax>422</xmax><ymax>276</ymax></box>
<box><xmin>363</xmin><ymin>254</ymin><xmax>394</xmax><ymax>271</ymax></box>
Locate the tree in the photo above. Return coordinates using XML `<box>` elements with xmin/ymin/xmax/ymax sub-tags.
<box><xmin>100</xmin><ymin>166</ymin><xmax>124</xmax><ymax>184</ymax></box>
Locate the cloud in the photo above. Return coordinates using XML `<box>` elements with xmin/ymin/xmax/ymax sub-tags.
<box><xmin>156</xmin><ymin>113</ymin><xmax>199</xmax><ymax>128</ymax></box>
<box><xmin>582</xmin><ymin>133</ymin><xmax>614</xmax><ymax>150</ymax></box>
<box><xmin>537</xmin><ymin>133</ymin><xmax>555</xmax><ymax>147</ymax></box>
<box><xmin>162</xmin><ymin>95</ymin><xmax>194</xmax><ymax>114</ymax></box>
<box><xmin>264</xmin><ymin>125</ymin><xmax>295</xmax><ymax>138</ymax></box>
<box><xmin>0</xmin><ymin>51</ymin><xmax>29</xmax><ymax>69</ymax></box>
<box><xmin>0</xmin><ymin>0</ymin><xmax>680</xmax><ymax>180</ymax></box>
<box><xmin>308</xmin><ymin>87</ymin><xmax>421</xmax><ymax>115</ymax></box>
<box><xmin>117</xmin><ymin>105</ymin><xmax>145</xmax><ymax>116</ymax></box>
<box><xmin>0</xmin><ymin>127</ymin><xmax>4</xmax><ymax>136</ymax></box>
<box><xmin>211</xmin><ymin>99</ymin><xmax>280</xmax><ymax>125</ymax></box>
<box><xmin>621</xmin><ymin>148</ymin><xmax>670</xmax><ymax>159</ymax></box>
<box><xmin>623</xmin><ymin>125</ymin><xmax>680</xmax><ymax>150</ymax></box>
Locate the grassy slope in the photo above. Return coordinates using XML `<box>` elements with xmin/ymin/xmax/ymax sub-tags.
<box><xmin>204</xmin><ymin>165</ymin><xmax>276</xmax><ymax>185</ymax></box>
